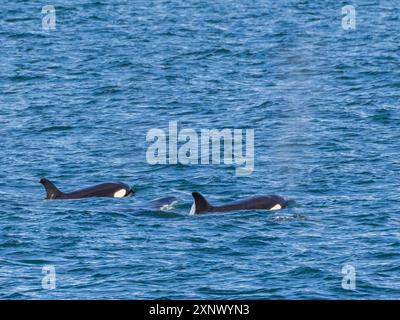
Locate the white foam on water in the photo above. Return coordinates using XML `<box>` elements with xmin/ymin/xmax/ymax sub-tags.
<box><xmin>160</xmin><ymin>201</ymin><xmax>177</xmax><ymax>211</ymax></box>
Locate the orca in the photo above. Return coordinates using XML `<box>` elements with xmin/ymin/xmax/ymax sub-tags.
<box><xmin>190</xmin><ymin>192</ymin><xmax>287</xmax><ymax>214</ymax></box>
<box><xmin>40</xmin><ymin>178</ymin><xmax>134</xmax><ymax>200</ymax></box>
<box><xmin>149</xmin><ymin>196</ymin><xmax>178</xmax><ymax>211</ymax></box>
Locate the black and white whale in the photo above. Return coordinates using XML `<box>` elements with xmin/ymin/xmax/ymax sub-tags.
<box><xmin>149</xmin><ymin>196</ymin><xmax>178</xmax><ymax>211</ymax></box>
<box><xmin>40</xmin><ymin>178</ymin><xmax>134</xmax><ymax>200</ymax></box>
<box><xmin>190</xmin><ymin>192</ymin><xmax>287</xmax><ymax>214</ymax></box>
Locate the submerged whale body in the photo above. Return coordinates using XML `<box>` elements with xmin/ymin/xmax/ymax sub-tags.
<box><xmin>40</xmin><ymin>178</ymin><xmax>134</xmax><ymax>200</ymax></box>
<box><xmin>149</xmin><ymin>196</ymin><xmax>177</xmax><ymax>211</ymax></box>
<box><xmin>191</xmin><ymin>192</ymin><xmax>287</xmax><ymax>214</ymax></box>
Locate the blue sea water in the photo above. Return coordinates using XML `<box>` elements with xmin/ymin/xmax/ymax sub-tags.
<box><xmin>1</xmin><ymin>0</ymin><xmax>400</xmax><ymax>299</ymax></box>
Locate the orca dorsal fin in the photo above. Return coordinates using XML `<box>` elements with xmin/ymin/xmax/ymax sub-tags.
<box><xmin>40</xmin><ymin>178</ymin><xmax>62</xmax><ymax>199</ymax></box>
<box><xmin>191</xmin><ymin>192</ymin><xmax>213</xmax><ymax>214</ymax></box>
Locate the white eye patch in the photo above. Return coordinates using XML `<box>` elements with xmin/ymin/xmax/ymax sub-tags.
<box><xmin>270</xmin><ymin>204</ymin><xmax>282</xmax><ymax>211</ymax></box>
<box><xmin>113</xmin><ymin>189</ymin><xmax>127</xmax><ymax>198</ymax></box>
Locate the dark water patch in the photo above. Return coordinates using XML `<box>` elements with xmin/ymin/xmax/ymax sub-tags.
<box><xmin>39</xmin><ymin>126</ymin><xmax>74</xmax><ymax>133</ymax></box>
<box><xmin>1</xmin><ymin>239</ymin><xmax>22</xmax><ymax>248</ymax></box>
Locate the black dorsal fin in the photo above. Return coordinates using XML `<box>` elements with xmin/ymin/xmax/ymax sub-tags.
<box><xmin>191</xmin><ymin>192</ymin><xmax>213</xmax><ymax>214</ymax></box>
<box><xmin>40</xmin><ymin>178</ymin><xmax>62</xmax><ymax>199</ymax></box>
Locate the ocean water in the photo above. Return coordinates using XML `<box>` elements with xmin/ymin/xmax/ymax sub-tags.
<box><xmin>1</xmin><ymin>0</ymin><xmax>400</xmax><ymax>299</ymax></box>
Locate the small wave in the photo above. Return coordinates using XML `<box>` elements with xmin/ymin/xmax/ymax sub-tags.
<box><xmin>1</xmin><ymin>239</ymin><xmax>22</xmax><ymax>247</ymax></box>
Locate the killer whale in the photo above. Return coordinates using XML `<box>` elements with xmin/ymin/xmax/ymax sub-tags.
<box><xmin>149</xmin><ymin>196</ymin><xmax>178</xmax><ymax>211</ymax></box>
<box><xmin>40</xmin><ymin>178</ymin><xmax>134</xmax><ymax>200</ymax></box>
<box><xmin>190</xmin><ymin>192</ymin><xmax>287</xmax><ymax>214</ymax></box>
